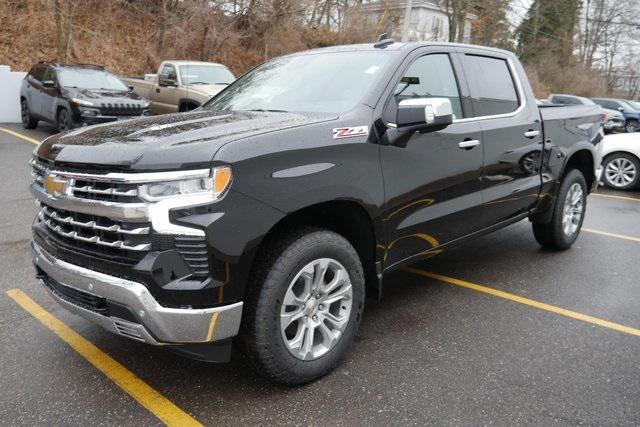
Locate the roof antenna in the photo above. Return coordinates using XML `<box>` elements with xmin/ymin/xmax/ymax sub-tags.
<box><xmin>374</xmin><ymin>33</ymin><xmax>395</xmax><ymax>49</ymax></box>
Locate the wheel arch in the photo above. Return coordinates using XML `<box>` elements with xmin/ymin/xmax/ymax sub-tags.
<box><xmin>178</xmin><ymin>98</ymin><xmax>201</xmax><ymax>112</ymax></box>
<box><xmin>251</xmin><ymin>200</ymin><xmax>381</xmax><ymax>300</ymax></box>
<box><xmin>563</xmin><ymin>148</ymin><xmax>595</xmax><ymax>192</ymax></box>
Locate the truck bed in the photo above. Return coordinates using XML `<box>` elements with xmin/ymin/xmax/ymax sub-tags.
<box><xmin>540</xmin><ymin>104</ymin><xmax>603</xmax><ymax>147</ymax></box>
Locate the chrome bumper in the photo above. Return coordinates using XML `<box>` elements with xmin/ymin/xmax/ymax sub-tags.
<box><xmin>32</xmin><ymin>242</ymin><xmax>242</xmax><ymax>345</ymax></box>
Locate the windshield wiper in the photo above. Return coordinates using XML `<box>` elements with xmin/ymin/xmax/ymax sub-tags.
<box><xmin>247</xmin><ymin>109</ymin><xmax>289</xmax><ymax>113</ymax></box>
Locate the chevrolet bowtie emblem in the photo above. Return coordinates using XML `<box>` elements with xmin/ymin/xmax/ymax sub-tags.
<box><xmin>43</xmin><ymin>174</ymin><xmax>69</xmax><ymax>197</ymax></box>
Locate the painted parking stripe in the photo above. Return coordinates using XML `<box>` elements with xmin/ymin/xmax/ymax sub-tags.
<box><xmin>404</xmin><ymin>268</ymin><xmax>640</xmax><ymax>338</ymax></box>
<box><xmin>591</xmin><ymin>192</ymin><xmax>640</xmax><ymax>203</ymax></box>
<box><xmin>6</xmin><ymin>289</ymin><xmax>203</xmax><ymax>427</ymax></box>
<box><xmin>582</xmin><ymin>227</ymin><xmax>640</xmax><ymax>243</ymax></box>
<box><xmin>0</xmin><ymin>127</ymin><xmax>40</xmax><ymax>145</ymax></box>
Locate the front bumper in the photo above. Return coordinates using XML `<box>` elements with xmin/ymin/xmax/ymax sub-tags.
<box><xmin>32</xmin><ymin>241</ymin><xmax>243</xmax><ymax>345</ymax></box>
<box><xmin>604</xmin><ymin>119</ymin><xmax>624</xmax><ymax>131</ymax></box>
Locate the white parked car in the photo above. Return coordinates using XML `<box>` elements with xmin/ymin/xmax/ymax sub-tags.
<box><xmin>601</xmin><ymin>133</ymin><xmax>640</xmax><ymax>190</ymax></box>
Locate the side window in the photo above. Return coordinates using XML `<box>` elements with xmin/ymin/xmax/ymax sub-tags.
<box><xmin>394</xmin><ymin>53</ymin><xmax>464</xmax><ymax>120</ymax></box>
<box><xmin>42</xmin><ymin>67</ymin><xmax>55</xmax><ymax>83</ymax></box>
<box><xmin>464</xmin><ymin>55</ymin><xmax>519</xmax><ymax>116</ymax></box>
<box><xmin>30</xmin><ymin>66</ymin><xmax>45</xmax><ymax>82</ymax></box>
<box><xmin>160</xmin><ymin>64</ymin><xmax>177</xmax><ymax>81</ymax></box>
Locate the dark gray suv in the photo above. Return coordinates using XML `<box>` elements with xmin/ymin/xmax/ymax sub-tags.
<box><xmin>20</xmin><ymin>62</ymin><xmax>151</xmax><ymax>132</ymax></box>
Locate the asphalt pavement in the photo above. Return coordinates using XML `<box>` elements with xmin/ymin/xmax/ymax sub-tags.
<box><xmin>1</xmin><ymin>123</ymin><xmax>639</xmax><ymax>425</ymax></box>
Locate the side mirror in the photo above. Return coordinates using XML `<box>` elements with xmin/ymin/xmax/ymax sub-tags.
<box><xmin>396</xmin><ymin>98</ymin><xmax>453</xmax><ymax>129</ymax></box>
<box><xmin>128</xmin><ymin>85</ymin><xmax>135</xmax><ymax>91</ymax></box>
<box><xmin>42</xmin><ymin>80</ymin><xmax>56</xmax><ymax>88</ymax></box>
<box><xmin>618</xmin><ymin>107</ymin><xmax>625</xmax><ymax>112</ymax></box>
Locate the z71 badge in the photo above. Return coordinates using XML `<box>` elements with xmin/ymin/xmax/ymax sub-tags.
<box><xmin>332</xmin><ymin>126</ymin><xmax>369</xmax><ymax>139</ymax></box>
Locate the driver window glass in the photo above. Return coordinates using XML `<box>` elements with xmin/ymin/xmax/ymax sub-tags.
<box><xmin>30</xmin><ymin>66</ymin><xmax>45</xmax><ymax>81</ymax></box>
<box><xmin>394</xmin><ymin>53</ymin><xmax>464</xmax><ymax>120</ymax></box>
<box><xmin>42</xmin><ymin>67</ymin><xmax>55</xmax><ymax>83</ymax></box>
<box><xmin>160</xmin><ymin>64</ymin><xmax>177</xmax><ymax>81</ymax></box>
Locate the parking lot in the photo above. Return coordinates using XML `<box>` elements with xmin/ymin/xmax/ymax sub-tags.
<box><xmin>1</xmin><ymin>123</ymin><xmax>639</xmax><ymax>425</ymax></box>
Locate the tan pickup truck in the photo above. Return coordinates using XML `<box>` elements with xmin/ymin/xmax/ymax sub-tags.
<box><xmin>122</xmin><ymin>60</ymin><xmax>235</xmax><ymax>114</ymax></box>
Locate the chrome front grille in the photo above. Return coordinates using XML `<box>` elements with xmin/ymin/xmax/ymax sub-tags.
<box><xmin>39</xmin><ymin>206</ymin><xmax>152</xmax><ymax>253</ymax></box>
<box><xmin>31</xmin><ymin>160</ymin><xmax>214</xmax><ymax>277</ymax></box>
<box><xmin>100</xmin><ymin>103</ymin><xmax>143</xmax><ymax>116</ymax></box>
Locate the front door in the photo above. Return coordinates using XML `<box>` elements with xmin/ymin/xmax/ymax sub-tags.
<box><xmin>379</xmin><ymin>51</ymin><xmax>484</xmax><ymax>269</ymax></box>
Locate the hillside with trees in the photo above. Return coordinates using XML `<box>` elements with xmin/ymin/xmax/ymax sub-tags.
<box><xmin>1</xmin><ymin>0</ymin><xmax>638</xmax><ymax>98</ymax></box>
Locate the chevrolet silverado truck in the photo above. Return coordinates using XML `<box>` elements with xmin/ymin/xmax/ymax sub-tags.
<box><xmin>30</xmin><ymin>41</ymin><xmax>603</xmax><ymax>385</ymax></box>
<box><xmin>122</xmin><ymin>60</ymin><xmax>235</xmax><ymax>115</ymax></box>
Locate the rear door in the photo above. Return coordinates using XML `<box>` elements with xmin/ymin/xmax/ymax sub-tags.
<box><xmin>26</xmin><ymin>66</ymin><xmax>47</xmax><ymax>117</ymax></box>
<box><xmin>459</xmin><ymin>51</ymin><xmax>543</xmax><ymax>227</ymax></box>
<box><xmin>379</xmin><ymin>48</ymin><xmax>484</xmax><ymax>268</ymax></box>
<box><xmin>40</xmin><ymin>66</ymin><xmax>59</xmax><ymax>121</ymax></box>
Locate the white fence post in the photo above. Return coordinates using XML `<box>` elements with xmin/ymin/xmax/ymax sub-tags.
<box><xmin>0</xmin><ymin>65</ymin><xmax>27</xmax><ymax>123</ymax></box>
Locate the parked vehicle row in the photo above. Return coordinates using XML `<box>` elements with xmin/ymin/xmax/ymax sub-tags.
<box><xmin>30</xmin><ymin>41</ymin><xmax>603</xmax><ymax>384</ymax></box>
<box><xmin>548</xmin><ymin>93</ymin><xmax>640</xmax><ymax>134</ymax></box>
<box><xmin>122</xmin><ymin>60</ymin><xmax>235</xmax><ymax>115</ymax></box>
<box><xmin>20</xmin><ymin>61</ymin><xmax>235</xmax><ymax>131</ymax></box>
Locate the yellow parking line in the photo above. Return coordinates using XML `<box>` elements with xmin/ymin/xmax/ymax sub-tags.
<box><xmin>6</xmin><ymin>289</ymin><xmax>202</xmax><ymax>427</ymax></box>
<box><xmin>582</xmin><ymin>227</ymin><xmax>640</xmax><ymax>243</ymax></box>
<box><xmin>591</xmin><ymin>193</ymin><xmax>640</xmax><ymax>203</ymax></box>
<box><xmin>0</xmin><ymin>127</ymin><xmax>41</xmax><ymax>145</ymax></box>
<box><xmin>404</xmin><ymin>268</ymin><xmax>640</xmax><ymax>337</ymax></box>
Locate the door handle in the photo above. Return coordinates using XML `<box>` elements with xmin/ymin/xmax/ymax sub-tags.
<box><xmin>155</xmin><ymin>88</ymin><xmax>161</xmax><ymax>93</ymax></box>
<box><xmin>458</xmin><ymin>139</ymin><xmax>480</xmax><ymax>150</ymax></box>
<box><xmin>524</xmin><ymin>130</ymin><xmax>540</xmax><ymax>139</ymax></box>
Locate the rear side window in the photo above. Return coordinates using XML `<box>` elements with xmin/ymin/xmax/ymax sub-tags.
<box><xmin>464</xmin><ymin>55</ymin><xmax>519</xmax><ymax>116</ymax></box>
<box><xmin>394</xmin><ymin>53</ymin><xmax>464</xmax><ymax>119</ymax></box>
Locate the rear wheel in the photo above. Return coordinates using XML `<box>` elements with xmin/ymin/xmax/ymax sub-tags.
<box><xmin>603</xmin><ymin>153</ymin><xmax>639</xmax><ymax>190</ymax></box>
<box><xmin>57</xmin><ymin>108</ymin><xmax>74</xmax><ymax>132</ymax></box>
<box><xmin>242</xmin><ymin>227</ymin><xmax>365</xmax><ymax>385</ymax></box>
<box><xmin>21</xmin><ymin>99</ymin><xmax>38</xmax><ymax>129</ymax></box>
<box><xmin>532</xmin><ymin>169</ymin><xmax>587</xmax><ymax>250</ymax></box>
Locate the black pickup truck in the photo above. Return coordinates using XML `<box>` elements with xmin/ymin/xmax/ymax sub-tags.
<box><xmin>30</xmin><ymin>41</ymin><xmax>603</xmax><ymax>385</ymax></box>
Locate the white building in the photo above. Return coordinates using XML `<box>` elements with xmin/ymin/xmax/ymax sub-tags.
<box><xmin>358</xmin><ymin>0</ymin><xmax>475</xmax><ymax>43</ymax></box>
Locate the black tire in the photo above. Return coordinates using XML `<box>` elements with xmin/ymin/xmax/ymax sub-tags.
<box><xmin>21</xmin><ymin>99</ymin><xmax>38</xmax><ymax>129</ymax></box>
<box><xmin>242</xmin><ymin>227</ymin><xmax>365</xmax><ymax>385</ymax></box>
<box><xmin>602</xmin><ymin>153</ymin><xmax>640</xmax><ymax>190</ymax></box>
<box><xmin>625</xmin><ymin>119</ymin><xmax>639</xmax><ymax>133</ymax></box>
<box><xmin>532</xmin><ymin>169</ymin><xmax>587</xmax><ymax>250</ymax></box>
<box><xmin>57</xmin><ymin>108</ymin><xmax>74</xmax><ymax>132</ymax></box>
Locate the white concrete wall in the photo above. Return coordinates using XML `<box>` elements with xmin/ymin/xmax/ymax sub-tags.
<box><xmin>0</xmin><ymin>65</ymin><xmax>27</xmax><ymax>123</ymax></box>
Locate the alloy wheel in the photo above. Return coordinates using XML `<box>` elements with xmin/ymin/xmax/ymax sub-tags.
<box><xmin>280</xmin><ymin>258</ymin><xmax>353</xmax><ymax>361</ymax></box>
<box><xmin>562</xmin><ymin>183</ymin><xmax>584</xmax><ymax>237</ymax></box>
<box><xmin>605</xmin><ymin>157</ymin><xmax>637</xmax><ymax>188</ymax></box>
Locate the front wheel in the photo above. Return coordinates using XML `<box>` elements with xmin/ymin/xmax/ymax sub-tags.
<box><xmin>532</xmin><ymin>169</ymin><xmax>587</xmax><ymax>250</ymax></box>
<box><xmin>21</xmin><ymin>99</ymin><xmax>38</xmax><ymax>129</ymax></box>
<box><xmin>57</xmin><ymin>108</ymin><xmax>74</xmax><ymax>132</ymax></box>
<box><xmin>625</xmin><ymin>119</ymin><xmax>639</xmax><ymax>133</ymax></box>
<box><xmin>242</xmin><ymin>228</ymin><xmax>365</xmax><ymax>385</ymax></box>
<box><xmin>603</xmin><ymin>153</ymin><xmax>639</xmax><ymax>190</ymax></box>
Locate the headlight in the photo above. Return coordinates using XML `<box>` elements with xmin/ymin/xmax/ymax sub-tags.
<box><xmin>138</xmin><ymin>166</ymin><xmax>232</xmax><ymax>201</ymax></box>
<box><xmin>71</xmin><ymin>98</ymin><xmax>94</xmax><ymax>107</ymax></box>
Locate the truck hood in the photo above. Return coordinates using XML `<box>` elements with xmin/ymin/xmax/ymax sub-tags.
<box><xmin>36</xmin><ymin>110</ymin><xmax>336</xmax><ymax>171</ymax></box>
<box><xmin>65</xmin><ymin>87</ymin><xmax>146</xmax><ymax>104</ymax></box>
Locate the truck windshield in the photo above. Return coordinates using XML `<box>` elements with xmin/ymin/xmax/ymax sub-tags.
<box><xmin>58</xmin><ymin>68</ymin><xmax>128</xmax><ymax>91</ymax></box>
<box><xmin>179</xmin><ymin>65</ymin><xmax>235</xmax><ymax>85</ymax></box>
<box><xmin>203</xmin><ymin>51</ymin><xmax>394</xmax><ymax>114</ymax></box>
